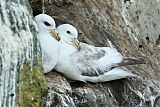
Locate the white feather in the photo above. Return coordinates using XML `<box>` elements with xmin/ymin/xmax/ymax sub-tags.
<box><xmin>39</xmin><ymin>31</ymin><xmax>60</xmax><ymax>73</ymax></box>
<box><xmin>82</xmin><ymin>67</ymin><xmax>136</xmax><ymax>82</ymax></box>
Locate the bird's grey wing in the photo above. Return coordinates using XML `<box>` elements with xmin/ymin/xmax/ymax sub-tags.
<box><xmin>72</xmin><ymin>43</ymin><xmax>123</xmax><ymax>76</ymax></box>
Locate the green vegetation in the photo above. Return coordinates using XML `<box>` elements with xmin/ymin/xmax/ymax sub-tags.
<box><xmin>18</xmin><ymin>61</ymin><xmax>47</xmax><ymax>107</ymax></box>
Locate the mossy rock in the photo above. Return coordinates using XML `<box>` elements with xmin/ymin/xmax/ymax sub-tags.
<box><xmin>18</xmin><ymin>61</ymin><xmax>47</xmax><ymax>107</ymax></box>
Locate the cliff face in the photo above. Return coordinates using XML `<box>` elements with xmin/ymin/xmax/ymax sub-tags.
<box><xmin>30</xmin><ymin>0</ymin><xmax>160</xmax><ymax>106</ymax></box>
<box><xmin>0</xmin><ymin>1</ymin><xmax>46</xmax><ymax>107</ymax></box>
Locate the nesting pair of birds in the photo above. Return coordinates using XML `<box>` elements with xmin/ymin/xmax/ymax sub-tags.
<box><xmin>35</xmin><ymin>14</ymin><xmax>145</xmax><ymax>82</ymax></box>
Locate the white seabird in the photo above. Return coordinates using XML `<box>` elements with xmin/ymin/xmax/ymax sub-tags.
<box><xmin>35</xmin><ymin>14</ymin><xmax>61</xmax><ymax>73</ymax></box>
<box><xmin>54</xmin><ymin>24</ymin><xmax>145</xmax><ymax>82</ymax></box>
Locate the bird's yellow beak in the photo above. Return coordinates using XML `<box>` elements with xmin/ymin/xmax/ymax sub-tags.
<box><xmin>72</xmin><ymin>38</ymin><xmax>81</xmax><ymax>51</ymax></box>
<box><xmin>50</xmin><ymin>30</ymin><xmax>61</xmax><ymax>42</ymax></box>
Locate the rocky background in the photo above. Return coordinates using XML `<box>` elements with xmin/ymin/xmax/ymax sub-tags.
<box><xmin>29</xmin><ymin>0</ymin><xmax>160</xmax><ymax>107</ymax></box>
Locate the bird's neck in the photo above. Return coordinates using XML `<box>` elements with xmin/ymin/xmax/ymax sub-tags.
<box><xmin>38</xmin><ymin>30</ymin><xmax>50</xmax><ymax>35</ymax></box>
<box><xmin>60</xmin><ymin>40</ymin><xmax>77</xmax><ymax>56</ymax></box>
<box><xmin>38</xmin><ymin>31</ymin><xmax>59</xmax><ymax>48</ymax></box>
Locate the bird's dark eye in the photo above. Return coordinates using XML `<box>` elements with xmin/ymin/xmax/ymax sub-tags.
<box><xmin>67</xmin><ymin>31</ymin><xmax>71</xmax><ymax>34</ymax></box>
<box><xmin>44</xmin><ymin>21</ymin><xmax>51</xmax><ymax>26</ymax></box>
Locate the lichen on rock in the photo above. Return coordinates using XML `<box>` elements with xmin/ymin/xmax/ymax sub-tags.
<box><xmin>18</xmin><ymin>61</ymin><xmax>47</xmax><ymax>107</ymax></box>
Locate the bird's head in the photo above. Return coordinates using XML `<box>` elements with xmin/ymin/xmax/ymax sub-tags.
<box><xmin>34</xmin><ymin>14</ymin><xmax>60</xmax><ymax>41</ymax></box>
<box><xmin>56</xmin><ymin>24</ymin><xmax>81</xmax><ymax>50</ymax></box>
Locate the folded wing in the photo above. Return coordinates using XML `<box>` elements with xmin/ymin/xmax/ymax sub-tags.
<box><xmin>72</xmin><ymin>43</ymin><xmax>123</xmax><ymax>76</ymax></box>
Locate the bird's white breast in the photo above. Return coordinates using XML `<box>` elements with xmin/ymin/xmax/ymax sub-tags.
<box><xmin>38</xmin><ymin>31</ymin><xmax>61</xmax><ymax>73</ymax></box>
<box><xmin>54</xmin><ymin>41</ymin><xmax>78</xmax><ymax>74</ymax></box>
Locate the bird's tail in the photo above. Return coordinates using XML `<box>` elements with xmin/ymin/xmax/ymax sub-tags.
<box><xmin>82</xmin><ymin>67</ymin><xmax>136</xmax><ymax>82</ymax></box>
<box><xmin>113</xmin><ymin>57</ymin><xmax>145</xmax><ymax>67</ymax></box>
